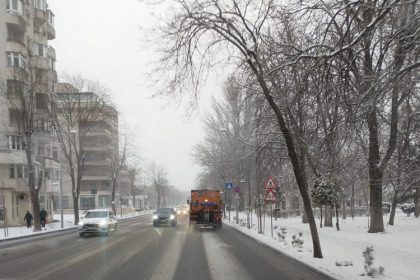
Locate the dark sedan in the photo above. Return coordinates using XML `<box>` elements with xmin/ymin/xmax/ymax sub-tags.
<box><xmin>153</xmin><ymin>208</ymin><xmax>177</xmax><ymax>227</ymax></box>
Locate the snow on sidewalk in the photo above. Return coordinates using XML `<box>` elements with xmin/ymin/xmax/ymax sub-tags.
<box><xmin>225</xmin><ymin>210</ymin><xmax>420</xmax><ymax>280</ymax></box>
<box><xmin>0</xmin><ymin>211</ymin><xmax>151</xmax><ymax>241</ymax></box>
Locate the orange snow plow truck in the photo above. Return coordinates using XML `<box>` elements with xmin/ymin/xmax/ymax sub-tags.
<box><xmin>188</xmin><ymin>189</ymin><xmax>222</xmax><ymax>230</ymax></box>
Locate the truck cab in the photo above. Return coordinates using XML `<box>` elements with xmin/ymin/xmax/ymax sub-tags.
<box><xmin>189</xmin><ymin>189</ymin><xmax>222</xmax><ymax>230</ymax></box>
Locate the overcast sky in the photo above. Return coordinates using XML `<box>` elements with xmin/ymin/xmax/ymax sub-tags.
<box><xmin>48</xmin><ymin>0</ymin><xmax>221</xmax><ymax>191</ymax></box>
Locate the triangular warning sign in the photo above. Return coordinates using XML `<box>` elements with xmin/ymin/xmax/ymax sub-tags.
<box><xmin>264</xmin><ymin>189</ymin><xmax>276</xmax><ymax>201</ymax></box>
<box><xmin>264</xmin><ymin>176</ymin><xmax>278</xmax><ymax>189</ymax></box>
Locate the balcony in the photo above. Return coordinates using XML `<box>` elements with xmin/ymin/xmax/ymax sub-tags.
<box><xmin>32</xmin><ymin>55</ymin><xmax>49</xmax><ymax>70</ymax></box>
<box><xmin>82</xmin><ymin>175</ymin><xmax>111</xmax><ymax>181</ymax></box>
<box><xmin>6</xmin><ymin>41</ymin><xmax>28</xmax><ymax>57</ymax></box>
<box><xmin>84</xmin><ymin>158</ymin><xmax>111</xmax><ymax>167</ymax></box>
<box><xmin>47</xmin><ymin>46</ymin><xmax>56</xmax><ymax>60</ymax></box>
<box><xmin>0</xmin><ymin>150</ymin><xmax>26</xmax><ymax>164</ymax></box>
<box><xmin>5</xmin><ymin>10</ymin><xmax>27</xmax><ymax>32</ymax></box>
<box><xmin>33</xmin><ymin>8</ymin><xmax>47</xmax><ymax>25</ymax></box>
<box><xmin>46</xmin><ymin>22</ymin><xmax>55</xmax><ymax>40</ymax></box>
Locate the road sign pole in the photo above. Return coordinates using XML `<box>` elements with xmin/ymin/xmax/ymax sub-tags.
<box><xmin>224</xmin><ymin>191</ymin><xmax>227</xmax><ymax>219</ymax></box>
<box><xmin>271</xmin><ymin>204</ymin><xmax>273</xmax><ymax>238</ymax></box>
<box><xmin>228</xmin><ymin>191</ymin><xmax>231</xmax><ymax>222</ymax></box>
<box><xmin>235</xmin><ymin>194</ymin><xmax>239</xmax><ymax>224</ymax></box>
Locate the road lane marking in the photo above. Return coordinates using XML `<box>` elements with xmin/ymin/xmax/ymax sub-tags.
<box><xmin>26</xmin><ymin>228</ymin><xmax>149</xmax><ymax>280</ymax></box>
<box><xmin>150</xmin><ymin>230</ymin><xmax>187</xmax><ymax>280</ymax></box>
<box><xmin>203</xmin><ymin>232</ymin><xmax>252</xmax><ymax>280</ymax></box>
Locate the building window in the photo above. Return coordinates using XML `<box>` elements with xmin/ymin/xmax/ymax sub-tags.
<box><xmin>62</xmin><ymin>196</ymin><xmax>69</xmax><ymax>209</ymax></box>
<box><xmin>52</xmin><ymin>169</ymin><xmax>59</xmax><ymax>181</ymax></box>
<box><xmin>33</xmin><ymin>43</ymin><xmax>47</xmax><ymax>58</ymax></box>
<box><xmin>6</xmin><ymin>0</ymin><xmax>23</xmax><ymax>14</ymax></box>
<box><xmin>9</xmin><ymin>108</ymin><xmax>21</xmax><ymax>126</ymax></box>
<box><xmin>10</xmin><ymin>165</ymin><xmax>26</xmax><ymax>179</ymax></box>
<box><xmin>37</xmin><ymin>143</ymin><xmax>45</xmax><ymax>156</ymax></box>
<box><xmin>34</xmin><ymin>0</ymin><xmax>46</xmax><ymax>10</ymax></box>
<box><xmin>8</xmin><ymin>135</ymin><xmax>24</xmax><ymax>150</ymax></box>
<box><xmin>7</xmin><ymin>80</ymin><xmax>24</xmax><ymax>98</ymax></box>
<box><xmin>48</xmin><ymin>56</ymin><xmax>55</xmax><ymax>70</ymax></box>
<box><xmin>47</xmin><ymin>9</ymin><xmax>54</xmax><ymax>25</ymax></box>
<box><xmin>10</xmin><ymin>165</ymin><xmax>15</xmax><ymax>178</ymax></box>
<box><xmin>52</xmin><ymin>146</ymin><xmax>58</xmax><ymax>160</ymax></box>
<box><xmin>36</xmin><ymin>119</ymin><xmax>52</xmax><ymax>131</ymax></box>
<box><xmin>7</xmin><ymin>52</ymin><xmax>26</xmax><ymax>69</ymax></box>
<box><xmin>36</xmin><ymin>93</ymin><xmax>48</xmax><ymax>109</ymax></box>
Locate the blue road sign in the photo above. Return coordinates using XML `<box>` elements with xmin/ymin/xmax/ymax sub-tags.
<box><xmin>225</xmin><ymin>182</ymin><xmax>233</xmax><ymax>190</ymax></box>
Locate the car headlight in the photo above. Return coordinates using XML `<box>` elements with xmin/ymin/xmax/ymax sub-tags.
<box><xmin>78</xmin><ymin>221</ymin><xmax>84</xmax><ymax>226</ymax></box>
<box><xmin>99</xmin><ymin>220</ymin><xmax>108</xmax><ymax>226</ymax></box>
<box><xmin>170</xmin><ymin>215</ymin><xmax>175</xmax><ymax>220</ymax></box>
<box><xmin>183</xmin><ymin>210</ymin><xmax>187</xmax><ymax>215</ymax></box>
<box><xmin>153</xmin><ymin>215</ymin><xmax>158</xmax><ymax>220</ymax></box>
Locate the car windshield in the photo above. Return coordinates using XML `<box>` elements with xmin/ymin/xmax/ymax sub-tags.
<box><xmin>85</xmin><ymin>211</ymin><xmax>108</xmax><ymax>218</ymax></box>
<box><xmin>156</xmin><ymin>208</ymin><xmax>174</xmax><ymax>214</ymax></box>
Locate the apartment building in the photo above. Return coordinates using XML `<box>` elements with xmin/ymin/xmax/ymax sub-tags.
<box><xmin>54</xmin><ymin>89</ymin><xmax>120</xmax><ymax>211</ymax></box>
<box><xmin>0</xmin><ymin>0</ymin><xmax>58</xmax><ymax>226</ymax></box>
<box><xmin>80</xmin><ymin>103</ymin><xmax>119</xmax><ymax>210</ymax></box>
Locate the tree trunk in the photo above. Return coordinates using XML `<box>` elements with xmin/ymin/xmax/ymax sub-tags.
<box><xmin>342</xmin><ymin>198</ymin><xmax>347</xmax><ymax>220</ymax></box>
<box><xmin>111</xmin><ymin>187</ymin><xmax>116</xmax><ymax>216</ymax></box>
<box><xmin>367</xmin><ymin>108</ymin><xmax>385</xmax><ymax>233</ymax></box>
<box><xmin>25</xmin><ymin>135</ymin><xmax>41</xmax><ymax>231</ymax></box>
<box><xmin>324</xmin><ymin>205</ymin><xmax>333</xmax><ymax>227</ymax></box>
<box><xmin>30</xmin><ymin>189</ymin><xmax>41</xmax><ymax>231</ymax></box>
<box><xmin>73</xmin><ymin>195</ymin><xmax>80</xmax><ymax>225</ymax></box>
<box><xmin>320</xmin><ymin>205</ymin><xmax>323</xmax><ymax>228</ymax></box>
<box><xmin>368</xmin><ymin>167</ymin><xmax>384</xmax><ymax>232</ymax></box>
<box><xmin>415</xmin><ymin>188</ymin><xmax>420</xmax><ymax>218</ymax></box>
<box><xmin>253</xmin><ymin>73</ymin><xmax>322</xmax><ymax>257</ymax></box>
<box><xmin>111</xmin><ymin>178</ymin><xmax>117</xmax><ymax>215</ymax></box>
<box><xmin>335</xmin><ymin>204</ymin><xmax>340</xmax><ymax>231</ymax></box>
<box><xmin>351</xmin><ymin>181</ymin><xmax>355</xmax><ymax>219</ymax></box>
<box><xmin>388</xmin><ymin>190</ymin><xmax>399</xmax><ymax>225</ymax></box>
<box><xmin>302</xmin><ymin>208</ymin><xmax>308</xmax><ymax>223</ymax></box>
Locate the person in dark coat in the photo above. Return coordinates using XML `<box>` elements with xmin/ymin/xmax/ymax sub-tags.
<box><xmin>40</xmin><ymin>208</ymin><xmax>48</xmax><ymax>228</ymax></box>
<box><xmin>24</xmin><ymin>210</ymin><xmax>33</xmax><ymax>228</ymax></box>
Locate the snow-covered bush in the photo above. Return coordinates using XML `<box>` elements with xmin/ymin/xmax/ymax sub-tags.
<box><xmin>291</xmin><ymin>233</ymin><xmax>304</xmax><ymax>248</ymax></box>
<box><xmin>277</xmin><ymin>227</ymin><xmax>287</xmax><ymax>242</ymax></box>
<box><xmin>311</xmin><ymin>176</ymin><xmax>343</xmax><ymax>206</ymax></box>
<box><xmin>400</xmin><ymin>203</ymin><xmax>415</xmax><ymax>216</ymax></box>
<box><xmin>362</xmin><ymin>246</ymin><xmax>384</xmax><ymax>278</ymax></box>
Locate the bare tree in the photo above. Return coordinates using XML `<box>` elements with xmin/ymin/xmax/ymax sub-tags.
<box><xmin>2</xmin><ymin>60</ymin><xmax>53</xmax><ymax>231</ymax></box>
<box><xmin>148</xmin><ymin>162</ymin><xmax>169</xmax><ymax>209</ymax></box>
<box><xmin>48</xmin><ymin>76</ymin><xmax>108</xmax><ymax>225</ymax></box>
<box><xmin>109</xmin><ymin>128</ymin><xmax>129</xmax><ymax>215</ymax></box>
<box><xmin>153</xmin><ymin>0</ymin><xmax>323</xmax><ymax>258</ymax></box>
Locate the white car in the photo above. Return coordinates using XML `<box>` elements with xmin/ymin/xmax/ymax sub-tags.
<box><xmin>78</xmin><ymin>209</ymin><xmax>118</xmax><ymax>237</ymax></box>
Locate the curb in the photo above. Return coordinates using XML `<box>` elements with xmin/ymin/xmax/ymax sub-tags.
<box><xmin>0</xmin><ymin>226</ymin><xmax>77</xmax><ymax>243</ymax></box>
<box><xmin>223</xmin><ymin>220</ymin><xmax>339</xmax><ymax>280</ymax></box>
<box><xmin>0</xmin><ymin>213</ymin><xmax>152</xmax><ymax>243</ymax></box>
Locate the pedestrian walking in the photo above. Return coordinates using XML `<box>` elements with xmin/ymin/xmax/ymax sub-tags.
<box><xmin>40</xmin><ymin>208</ymin><xmax>48</xmax><ymax>229</ymax></box>
<box><xmin>24</xmin><ymin>210</ymin><xmax>33</xmax><ymax>228</ymax></box>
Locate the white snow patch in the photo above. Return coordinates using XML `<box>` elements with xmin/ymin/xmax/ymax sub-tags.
<box><xmin>225</xmin><ymin>210</ymin><xmax>420</xmax><ymax>280</ymax></box>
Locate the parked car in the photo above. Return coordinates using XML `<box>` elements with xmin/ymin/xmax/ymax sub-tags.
<box><xmin>78</xmin><ymin>209</ymin><xmax>118</xmax><ymax>237</ymax></box>
<box><xmin>153</xmin><ymin>208</ymin><xmax>177</xmax><ymax>227</ymax></box>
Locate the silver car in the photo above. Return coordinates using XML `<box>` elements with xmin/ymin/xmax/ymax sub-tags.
<box><xmin>78</xmin><ymin>209</ymin><xmax>118</xmax><ymax>237</ymax></box>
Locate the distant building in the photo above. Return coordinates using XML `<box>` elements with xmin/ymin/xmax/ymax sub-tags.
<box><xmin>54</xmin><ymin>88</ymin><xmax>119</xmax><ymax>211</ymax></box>
<box><xmin>0</xmin><ymin>0</ymin><xmax>58</xmax><ymax>226</ymax></box>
